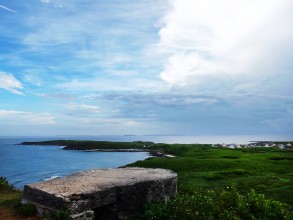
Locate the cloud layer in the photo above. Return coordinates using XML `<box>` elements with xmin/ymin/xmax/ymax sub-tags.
<box><xmin>0</xmin><ymin>72</ymin><xmax>24</xmax><ymax>95</ymax></box>
<box><xmin>158</xmin><ymin>0</ymin><xmax>293</xmax><ymax>86</ymax></box>
<box><xmin>0</xmin><ymin>110</ymin><xmax>55</xmax><ymax>124</ymax></box>
<box><xmin>0</xmin><ymin>0</ymin><xmax>292</xmax><ymax>136</ymax></box>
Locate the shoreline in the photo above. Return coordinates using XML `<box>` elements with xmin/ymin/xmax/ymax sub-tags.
<box><xmin>19</xmin><ymin>140</ymin><xmax>175</xmax><ymax>158</ymax></box>
<box><xmin>20</xmin><ymin>140</ymin><xmax>178</xmax><ymax>157</ymax></box>
<box><xmin>20</xmin><ymin>139</ymin><xmax>293</xmax><ymax>151</ymax></box>
<box><xmin>2</xmin><ymin>139</ymin><xmax>292</xmax><ymax>216</ymax></box>
<box><xmin>68</xmin><ymin>148</ymin><xmax>176</xmax><ymax>157</ymax></box>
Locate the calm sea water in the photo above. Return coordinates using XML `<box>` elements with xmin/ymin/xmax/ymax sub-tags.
<box><xmin>0</xmin><ymin>137</ymin><xmax>150</xmax><ymax>189</ymax></box>
<box><xmin>0</xmin><ymin>135</ymin><xmax>291</xmax><ymax>189</ymax></box>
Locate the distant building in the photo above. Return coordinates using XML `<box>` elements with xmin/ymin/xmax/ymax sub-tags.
<box><xmin>227</xmin><ymin>144</ymin><xmax>236</xmax><ymax>149</ymax></box>
<box><xmin>277</xmin><ymin>144</ymin><xmax>285</xmax><ymax>149</ymax></box>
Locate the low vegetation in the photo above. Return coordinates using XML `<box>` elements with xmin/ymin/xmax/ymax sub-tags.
<box><xmin>0</xmin><ymin>177</ymin><xmax>37</xmax><ymax>219</ymax></box>
<box><xmin>127</xmin><ymin>144</ymin><xmax>293</xmax><ymax>205</ymax></box>
<box><xmin>0</xmin><ymin>177</ymin><xmax>22</xmax><ymax>209</ymax></box>
<box><xmin>15</xmin><ymin>140</ymin><xmax>293</xmax><ymax>219</ymax></box>
<box><xmin>141</xmin><ymin>187</ymin><xmax>292</xmax><ymax>220</ymax></box>
<box><xmin>50</xmin><ymin>207</ymin><xmax>70</xmax><ymax>220</ymax></box>
<box><xmin>21</xmin><ymin>140</ymin><xmax>154</xmax><ymax>150</ymax></box>
<box><xmin>126</xmin><ymin>144</ymin><xmax>293</xmax><ymax>219</ymax></box>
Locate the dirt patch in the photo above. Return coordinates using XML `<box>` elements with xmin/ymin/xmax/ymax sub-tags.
<box><xmin>0</xmin><ymin>207</ymin><xmax>38</xmax><ymax>220</ymax></box>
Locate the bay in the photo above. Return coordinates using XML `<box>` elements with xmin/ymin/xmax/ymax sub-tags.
<box><xmin>0</xmin><ymin>137</ymin><xmax>150</xmax><ymax>189</ymax></box>
<box><xmin>0</xmin><ymin>135</ymin><xmax>291</xmax><ymax>189</ymax></box>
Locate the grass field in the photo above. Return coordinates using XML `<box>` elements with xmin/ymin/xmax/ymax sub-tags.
<box><xmin>126</xmin><ymin>144</ymin><xmax>293</xmax><ymax>219</ymax></box>
<box><xmin>0</xmin><ymin>177</ymin><xmax>38</xmax><ymax>220</ymax></box>
<box><xmin>126</xmin><ymin>144</ymin><xmax>293</xmax><ymax>206</ymax></box>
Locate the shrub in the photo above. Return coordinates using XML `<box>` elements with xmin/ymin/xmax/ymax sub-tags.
<box><xmin>221</xmin><ymin>155</ymin><xmax>240</xmax><ymax>159</ymax></box>
<box><xmin>0</xmin><ymin>177</ymin><xmax>13</xmax><ymax>190</ymax></box>
<box><xmin>204</xmin><ymin>169</ymin><xmax>248</xmax><ymax>181</ymax></box>
<box><xmin>268</xmin><ymin>157</ymin><xmax>293</xmax><ymax>161</ymax></box>
<box><xmin>141</xmin><ymin>187</ymin><xmax>293</xmax><ymax>220</ymax></box>
<box><xmin>50</xmin><ymin>207</ymin><xmax>70</xmax><ymax>220</ymax></box>
<box><xmin>18</xmin><ymin>203</ymin><xmax>37</xmax><ymax>217</ymax></box>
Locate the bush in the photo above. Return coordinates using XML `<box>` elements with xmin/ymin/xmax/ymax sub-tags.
<box><xmin>268</xmin><ymin>157</ymin><xmax>293</xmax><ymax>161</ymax></box>
<box><xmin>0</xmin><ymin>177</ymin><xmax>13</xmax><ymax>190</ymax></box>
<box><xmin>18</xmin><ymin>203</ymin><xmax>37</xmax><ymax>217</ymax></box>
<box><xmin>50</xmin><ymin>207</ymin><xmax>70</xmax><ymax>220</ymax></box>
<box><xmin>221</xmin><ymin>155</ymin><xmax>240</xmax><ymax>159</ymax></box>
<box><xmin>141</xmin><ymin>187</ymin><xmax>293</xmax><ymax>220</ymax></box>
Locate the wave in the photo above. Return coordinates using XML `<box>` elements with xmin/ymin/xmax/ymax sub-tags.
<box><xmin>43</xmin><ymin>175</ymin><xmax>61</xmax><ymax>181</ymax></box>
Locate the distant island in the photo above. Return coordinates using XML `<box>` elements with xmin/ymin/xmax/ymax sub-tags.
<box><xmin>20</xmin><ymin>139</ymin><xmax>293</xmax><ymax>151</ymax></box>
<box><xmin>20</xmin><ymin>140</ymin><xmax>176</xmax><ymax>157</ymax></box>
<box><xmin>21</xmin><ymin>140</ymin><xmax>155</xmax><ymax>150</ymax></box>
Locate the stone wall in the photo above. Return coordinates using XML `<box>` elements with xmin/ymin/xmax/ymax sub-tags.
<box><xmin>22</xmin><ymin>168</ymin><xmax>177</xmax><ymax>220</ymax></box>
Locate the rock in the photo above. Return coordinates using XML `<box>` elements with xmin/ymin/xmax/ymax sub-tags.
<box><xmin>22</xmin><ymin>168</ymin><xmax>177</xmax><ymax>220</ymax></box>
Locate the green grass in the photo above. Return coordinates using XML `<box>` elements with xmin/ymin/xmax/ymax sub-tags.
<box><xmin>0</xmin><ymin>177</ymin><xmax>22</xmax><ymax>209</ymax></box>
<box><xmin>17</xmin><ymin>140</ymin><xmax>293</xmax><ymax>218</ymax></box>
<box><xmin>126</xmin><ymin>144</ymin><xmax>293</xmax><ymax>219</ymax></box>
<box><xmin>0</xmin><ymin>177</ymin><xmax>36</xmax><ymax>218</ymax></box>
<box><xmin>0</xmin><ymin>190</ymin><xmax>22</xmax><ymax>209</ymax></box>
<box><xmin>126</xmin><ymin>144</ymin><xmax>293</xmax><ymax>206</ymax></box>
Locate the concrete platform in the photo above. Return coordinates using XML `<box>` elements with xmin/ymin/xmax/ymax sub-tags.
<box><xmin>22</xmin><ymin>168</ymin><xmax>177</xmax><ymax>219</ymax></box>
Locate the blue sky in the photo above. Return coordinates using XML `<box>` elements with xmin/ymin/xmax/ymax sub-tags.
<box><xmin>0</xmin><ymin>0</ymin><xmax>292</xmax><ymax>136</ymax></box>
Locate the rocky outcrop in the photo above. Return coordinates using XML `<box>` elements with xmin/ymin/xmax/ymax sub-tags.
<box><xmin>22</xmin><ymin>168</ymin><xmax>177</xmax><ymax>220</ymax></box>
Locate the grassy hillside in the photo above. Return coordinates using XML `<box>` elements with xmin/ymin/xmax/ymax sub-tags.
<box><xmin>125</xmin><ymin>144</ymin><xmax>293</xmax><ymax>219</ymax></box>
<box><xmin>0</xmin><ymin>177</ymin><xmax>37</xmax><ymax>220</ymax></box>
<box><xmin>127</xmin><ymin>144</ymin><xmax>293</xmax><ymax>206</ymax></box>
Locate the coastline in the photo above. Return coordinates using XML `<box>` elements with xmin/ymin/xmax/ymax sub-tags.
<box><xmin>9</xmin><ymin>134</ymin><xmax>292</xmax><ymax>145</ymax></box>
<box><xmin>20</xmin><ymin>140</ymin><xmax>178</xmax><ymax>157</ymax></box>
<box><xmin>1</xmin><ymin>138</ymin><xmax>292</xmax><ymax>219</ymax></box>
<box><xmin>20</xmin><ymin>139</ymin><xmax>292</xmax><ymax>152</ymax></box>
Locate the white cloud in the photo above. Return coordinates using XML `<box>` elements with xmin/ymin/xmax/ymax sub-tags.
<box><xmin>0</xmin><ymin>5</ymin><xmax>16</xmax><ymax>13</ymax></box>
<box><xmin>0</xmin><ymin>110</ymin><xmax>55</xmax><ymax>125</ymax></box>
<box><xmin>74</xmin><ymin>117</ymin><xmax>140</xmax><ymax>127</ymax></box>
<box><xmin>103</xmin><ymin>92</ymin><xmax>220</xmax><ymax>107</ymax></box>
<box><xmin>0</xmin><ymin>72</ymin><xmax>24</xmax><ymax>95</ymax></box>
<box><xmin>158</xmin><ymin>0</ymin><xmax>293</xmax><ymax>86</ymax></box>
<box><xmin>65</xmin><ymin>103</ymin><xmax>101</xmax><ymax>115</ymax></box>
<box><xmin>55</xmin><ymin>77</ymin><xmax>167</xmax><ymax>92</ymax></box>
<box><xmin>160</xmin><ymin>52</ymin><xmax>215</xmax><ymax>85</ymax></box>
<box><xmin>22</xmin><ymin>73</ymin><xmax>43</xmax><ymax>86</ymax></box>
<box><xmin>40</xmin><ymin>0</ymin><xmax>51</xmax><ymax>4</ymax></box>
<box><xmin>20</xmin><ymin>1</ymin><xmax>167</xmax><ymax>81</ymax></box>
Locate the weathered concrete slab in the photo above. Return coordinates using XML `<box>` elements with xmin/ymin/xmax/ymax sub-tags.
<box><xmin>22</xmin><ymin>168</ymin><xmax>177</xmax><ymax>220</ymax></box>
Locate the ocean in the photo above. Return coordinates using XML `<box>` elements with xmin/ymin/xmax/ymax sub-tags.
<box><xmin>0</xmin><ymin>135</ymin><xmax>291</xmax><ymax>189</ymax></box>
<box><xmin>0</xmin><ymin>137</ymin><xmax>150</xmax><ymax>189</ymax></box>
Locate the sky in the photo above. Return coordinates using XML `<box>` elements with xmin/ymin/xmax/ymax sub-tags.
<box><xmin>0</xmin><ymin>0</ymin><xmax>292</xmax><ymax>136</ymax></box>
